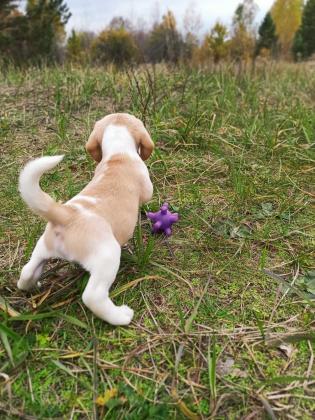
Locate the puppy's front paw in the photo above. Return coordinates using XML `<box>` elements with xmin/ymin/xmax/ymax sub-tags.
<box><xmin>18</xmin><ymin>263</ymin><xmax>42</xmax><ymax>291</ymax></box>
<box><xmin>17</xmin><ymin>271</ymin><xmax>33</xmax><ymax>291</ymax></box>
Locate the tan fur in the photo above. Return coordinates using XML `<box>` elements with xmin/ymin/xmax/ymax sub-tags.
<box><xmin>19</xmin><ymin>113</ymin><xmax>154</xmax><ymax>325</ymax></box>
<box><xmin>40</xmin><ymin>199</ymin><xmax>74</xmax><ymax>226</ymax></box>
<box><xmin>43</xmin><ymin>116</ymin><xmax>153</xmax><ymax>261</ymax></box>
<box><xmin>86</xmin><ymin>113</ymin><xmax>154</xmax><ymax>162</ymax></box>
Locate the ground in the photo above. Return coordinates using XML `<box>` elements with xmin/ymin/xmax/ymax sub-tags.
<box><xmin>0</xmin><ymin>63</ymin><xmax>314</xmax><ymax>419</ymax></box>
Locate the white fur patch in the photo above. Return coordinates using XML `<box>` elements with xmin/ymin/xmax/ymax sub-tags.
<box><xmin>91</xmin><ymin>173</ymin><xmax>104</xmax><ymax>184</ymax></box>
<box><xmin>66</xmin><ymin>202</ymin><xmax>97</xmax><ymax>219</ymax></box>
<box><xmin>67</xmin><ymin>202</ymin><xmax>85</xmax><ymax>211</ymax></box>
<box><xmin>17</xmin><ymin>235</ymin><xmax>51</xmax><ymax>291</ymax></box>
<box><xmin>68</xmin><ymin>195</ymin><xmax>97</xmax><ymax>205</ymax></box>
<box><xmin>19</xmin><ymin>155</ymin><xmax>64</xmax><ymax>213</ymax></box>
<box><xmin>82</xmin><ymin>238</ymin><xmax>134</xmax><ymax>325</ymax></box>
<box><xmin>102</xmin><ymin>124</ymin><xmax>140</xmax><ymax>160</ymax></box>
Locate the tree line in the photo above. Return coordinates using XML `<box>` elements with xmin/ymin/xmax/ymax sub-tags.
<box><xmin>1</xmin><ymin>0</ymin><xmax>314</xmax><ymax>66</ymax></box>
<box><xmin>0</xmin><ymin>0</ymin><xmax>70</xmax><ymax>64</ymax></box>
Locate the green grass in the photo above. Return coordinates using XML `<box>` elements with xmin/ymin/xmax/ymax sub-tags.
<box><xmin>0</xmin><ymin>62</ymin><xmax>315</xmax><ymax>419</ymax></box>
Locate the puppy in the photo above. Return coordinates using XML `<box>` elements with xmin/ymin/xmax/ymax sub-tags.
<box><xmin>17</xmin><ymin>113</ymin><xmax>154</xmax><ymax>325</ymax></box>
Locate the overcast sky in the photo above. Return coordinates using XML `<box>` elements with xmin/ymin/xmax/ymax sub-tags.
<box><xmin>65</xmin><ymin>0</ymin><xmax>274</xmax><ymax>34</ymax></box>
<box><xmin>20</xmin><ymin>0</ymin><xmax>275</xmax><ymax>34</ymax></box>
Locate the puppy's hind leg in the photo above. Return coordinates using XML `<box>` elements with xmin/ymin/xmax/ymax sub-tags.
<box><xmin>82</xmin><ymin>237</ymin><xmax>134</xmax><ymax>326</ymax></box>
<box><xmin>18</xmin><ymin>234</ymin><xmax>52</xmax><ymax>291</ymax></box>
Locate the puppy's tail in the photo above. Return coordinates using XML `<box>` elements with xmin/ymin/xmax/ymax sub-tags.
<box><xmin>19</xmin><ymin>155</ymin><xmax>71</xmax><ymax>225</ymax></box>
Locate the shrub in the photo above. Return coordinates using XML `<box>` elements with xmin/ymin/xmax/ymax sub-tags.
<box><xmin>92</xmin><ymin>28</ymin><xmax>138</xmax><ymax>65</ymax></box>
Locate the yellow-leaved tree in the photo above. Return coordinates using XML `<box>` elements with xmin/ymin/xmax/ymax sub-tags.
<box><xmin>230</xmin><ymin>0</ymin><xmax>257</xmax><ymax>62</ymax></box>
<box><xmin>199</xmin><ymin>22</ymin><xmax>229</xmax><ymax>64</ymax></box>
<box><xmin>271</xmin><ymin>0</ymin><xmax>303</xmax><ymax>58</ymax></box>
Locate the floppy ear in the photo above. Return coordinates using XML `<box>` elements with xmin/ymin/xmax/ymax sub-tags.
<box><xmin>139</xmin><ymin>128</ymin><xmax>154</xmax><ymax>161</ymax></box>
<box><xmin>85</xmin><ymin>122</ymin><xmax>103</xmax><ymax>162</ymax></box>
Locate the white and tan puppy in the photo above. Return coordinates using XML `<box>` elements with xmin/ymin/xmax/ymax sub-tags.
<box><xmin>18</xmin><ymin>113</ymin><xmax>154</xmax><ymax>326</ymax></box>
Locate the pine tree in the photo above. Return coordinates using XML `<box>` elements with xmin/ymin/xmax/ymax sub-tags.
<box><xmin>0</xmin><ymin>0</ymin><xmax>26</xmax><ymax>61</ymax></box>
<box><xmin>0</xmin><ymin>0</ymin><xmax>17</xmax><ymax>46</ymax></box>
<box><xmin>292</xmin><ymin>29</ymin><xmax>304</xmax><ymax>59</ymax></box>
<box><xmin>0</xmin><ymin>0</ymin><xmax>17</xmax><ymax>23</ymax></box>
<box><xmin>256</xmin><ymin>12</ymin><xmax>278</xmax><ymax>56</ymax></box>
<box><xmin>292</xmin><ymin>0</ymin><xmax>315</xmax><ymax>59</ymax></box>
<box><xmin>26</xmin><ymin>0</ymin><xmax>71</xmax><ymax>63</ymax></box>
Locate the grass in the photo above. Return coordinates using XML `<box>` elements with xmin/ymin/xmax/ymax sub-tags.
<box><xmin>0</xmin><ymin>62</ymin><xmax>315</xmax><ymax>418</ymax></box>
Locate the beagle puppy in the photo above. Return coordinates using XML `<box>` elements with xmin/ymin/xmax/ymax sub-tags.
<box><xmin>18</xmin><ymin>113</ymin><xmax>154</xmax><ymax>325</ymax></box>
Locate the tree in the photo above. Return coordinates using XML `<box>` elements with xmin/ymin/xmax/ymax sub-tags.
<box><xmin>201</xmin><ymin>22</ymin><xmax>229</xmax><ymax>63</ymax></box>
<box><xmin>0</xmin><ymin>0</ymin><xmax>26</xmax><ymax>60</ymax></box>
<box><xmin>0</xmin><ymin>0</ymin><xmax>71</xmax><ymax>64</ymax></box>
<box><xmin>292</xmin><ymin>0</ymin><xmax>315</xmax><ymax>59</ymax></box>
<box><xmin>147</xmin><ymin>10</ymin><xmax>183</xmax><ymax>63</ymax></box>
<box><xmin>233</xmin><ymin>0</ymin><xmax>257</xmax><ymax>29</ymax></box>
<box><xmin>292</xmin><ymin>29</ymin><xmax>304</xmax><ymax>60</ymax></box>
<box><xmin>182</xmin><ymin>31</ymin><xmax>199</xmax><ymax>61</ymax></box>
<box><xmin>92</xmin><ymin>28</ymin><xmax>138</xmax><ymax>65</ymax></box>
<box><xmin>271</xmin><ymin>0</ymin><xmax>303</xmax><ymax>58</ymax></box>
<box><xmin>183</xmin><ymin>2</ymin><xmax>201</xmax><ymax>38</ymax></box>
<box><xmin>133</xmin><ymin>29</ymin><xmax>149</xmax><ymax>61</ymax></box>
<box><xmin>66</xmin><ymin>30</ymin><xmax>95</xmax><ymax>64</ymax></box>
<box><xmin>255</xmin><ymin>12</ymin><xmax>278</xmax><ymax>57</ymax></box>
<box><xmin>26</xmin><ymin>0</ymin><xmax>71</xmax><ymax>63</ymax></box>
<box><xmin>230</xmin><ymin>0</ymin><xmax>257</xmax><ymax>61</ymax></box>
<box><xmin>0</xmin><ymin>0</ymin><xmax>18</xmax><ymax>28</ymax></box>
<box><xmin>108</xmin><ymin>16</ymin><xmax>133</xmax><ymax>32</ymax></box>
<box><xmin>182</xmin><ymin>3</ymin><xmax>201</xmax><ymax>61</ymax></box>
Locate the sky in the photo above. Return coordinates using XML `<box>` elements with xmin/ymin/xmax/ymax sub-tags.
<box><xmin>21</xmin><ymin>0</ymin><xmax>275</xmax><ymax>35</ymax></box>
<box><xmin>65</xmin><ymin>0</ymin><xmax>275</xmax><ymax>34</ymax></box>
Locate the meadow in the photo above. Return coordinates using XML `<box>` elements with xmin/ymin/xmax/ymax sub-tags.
<box><xmin>0</xmin><ymin>62</ymin><xmax>314</xmax><ymax>419</ymax></box>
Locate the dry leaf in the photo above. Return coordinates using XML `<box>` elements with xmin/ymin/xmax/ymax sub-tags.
<box><xmin>0</xmin><ymin>296</ymin><xmax>20</xmax><ymax>317</ymax></box>
<box><xmin>217</xmin><ymin>358</ymin><xmax>248</xmax><ymax>378</ymax></box>
<box><xmin>95</xmin><ymin>388</ymin><xmax>118</xmax><ymax>407</ymax></box>
<box><xmin>231</xmin><ymin>368</ymin><xmax>248</xmax><ymax>378</ymax></box>
<box><xmin>279</xmin><ymin>344</ymin><xmax>294</xmax><ymax>358</ymax></box>
<box><xmin>217</xmin><ymin>357</ymin><xmax>235</xmax><ymax>376</ymax></box>
<box><xmin>171</xmin><ymin>388</ymin><xmax>201</xmax><ymax>420</ymax></box>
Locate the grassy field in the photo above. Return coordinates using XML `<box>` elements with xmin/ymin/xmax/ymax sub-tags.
<box><xmin>0</xmin><ymin>63</ymin><xmax>315</xmax><ymax>419</ymax></box>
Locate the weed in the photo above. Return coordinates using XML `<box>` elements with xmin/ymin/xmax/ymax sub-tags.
<box><xmin>132</xmin><ymin>216</ymin><xmax>155</xmax><ymax>272</ymax></box>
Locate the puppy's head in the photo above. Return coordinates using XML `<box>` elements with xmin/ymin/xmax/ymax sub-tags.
<box><xmin>85</xmin><ymin>113</ymin><xmax>154</xmax><ymax>162</ymax></box>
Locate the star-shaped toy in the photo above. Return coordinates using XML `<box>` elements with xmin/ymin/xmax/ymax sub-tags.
<box><xmin>147</xmin><ymin>203</ymin><xmax>179</xmax><ymax>236</ymax></box>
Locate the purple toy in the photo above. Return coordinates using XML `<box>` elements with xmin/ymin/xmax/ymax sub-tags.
<box><xmin>147</xmin><ymin>203</ymin><xmax>179</xmax><ymax>236</ymax></box>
